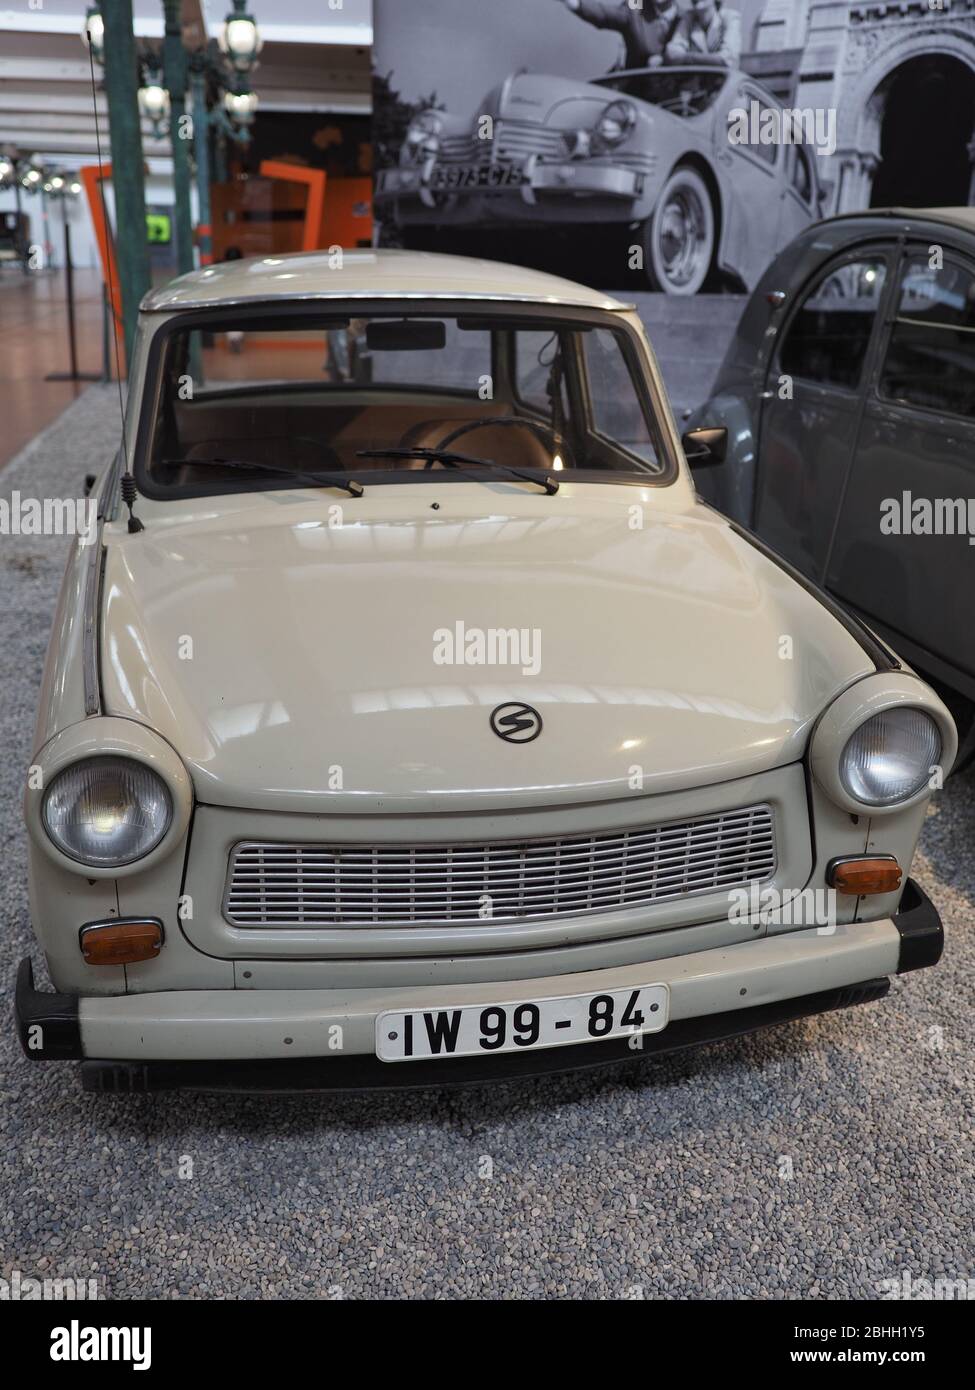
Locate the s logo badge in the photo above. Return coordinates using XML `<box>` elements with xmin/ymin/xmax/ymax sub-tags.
<box><xmin>490</xmin><ymin>702</ymin><xmax>543</xmax><ymax>744</ymax></box>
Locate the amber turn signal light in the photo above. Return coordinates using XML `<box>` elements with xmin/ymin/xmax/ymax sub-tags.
<box><xmin>827</xmin><ymin>856</ymin><xmax>902</xmax><ymax>896</ymax></box>
<box><xmin>80</xmin><ymin>918</ymin><xmax>163</xmax><ymax>965</ymax></box>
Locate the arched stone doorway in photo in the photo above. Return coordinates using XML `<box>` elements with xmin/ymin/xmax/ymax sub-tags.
<box><xmin>870</xmin><ymin>54</ymin><xmax>975</xmax><ymax>208</ymax></box>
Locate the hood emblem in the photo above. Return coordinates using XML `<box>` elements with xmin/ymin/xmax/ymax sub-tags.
<box><xmin>490</xmin><ymin>702</ymin><xmax>543</xmax><ymax>744</ymax></box>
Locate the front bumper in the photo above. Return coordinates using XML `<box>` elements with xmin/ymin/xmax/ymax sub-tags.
<box><xmin>376</xmin><ymin>160</ymin><xmax>643</xmax><ymax>213</ymax></box>
<box><xmin>15</xmin><ymin>879</ymin><xmax>943</xmax><ymax>1092</ymax></box>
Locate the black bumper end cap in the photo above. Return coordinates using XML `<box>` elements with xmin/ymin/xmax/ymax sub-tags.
<box><xmin>14</xmin><ymin>957</ymin><xmax>82</xmax><ymax>1060</ymax></box>
<box><xmin>893</xmin><ymin>878</ymin><xmax>944</xmax><ymax>974</ymax></box>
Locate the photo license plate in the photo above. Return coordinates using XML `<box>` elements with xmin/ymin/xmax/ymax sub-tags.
<box><xmin>376</xmin><ymin>984</ymin><xmax>669</xmax><ymax>1062</ymax></box>
<box><xmin>429</xmin><ymin>163</ymin><xmax>525</xmax><ymax>191</ymax></box>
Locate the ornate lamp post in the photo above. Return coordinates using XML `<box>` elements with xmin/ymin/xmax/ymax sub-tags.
<box><xmin>82</xmin><ymin>0</ymin><xmax>151</xmax><ymax>366</ymax></box>
<box><xmin>222</xmin><ymin>86</ymin><xmax>258</xmax><ymax>129</ymax></box>
<box><xmin>188</xmin><ymin>57</ymin><xmax>257</xmax><ymax>265</ymax></box>
<box><xmin>137</xmin><ymin>54</ymin><xmax>172</xmax><ymax>138</ymax></box>
<box><xmin>84</xmin><ymin>1</ymin><xmax>261</xmax><ymax>290</ymax></box>
<box><xmin>81</xmin><ymin>6</ymin><xmax>105</xmax><ymax>64</ymax></box>
<box><xmin>159</xmin><ymin>0</ymin><xmax>194</xmax><ymax>277</ymax></box>
<box><xmin>161</xmin><ymin>3</ymin><xmax>262</xmax><ymax>274</ymax></box>
<box><xmin>218</xmin><ymin>3</ymin><xmax>263</xmax><ymax>74</ymax></box>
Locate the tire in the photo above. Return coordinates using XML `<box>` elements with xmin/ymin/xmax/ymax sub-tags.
<box><xmin>642</xmin><ymin>165</ymin><xmax>715</xmax><ymax>296</ymax></box>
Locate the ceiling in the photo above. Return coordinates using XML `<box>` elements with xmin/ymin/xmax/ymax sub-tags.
<box><xmin>0</xmin><ymin>0</ymin><xmax>373</xmax><ymax>173</ymax></box>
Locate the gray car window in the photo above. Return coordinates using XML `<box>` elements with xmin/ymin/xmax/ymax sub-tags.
<box><xmin>791</xmin><ymin>145</ymin><xmax>813</xmax><ymax>204</ymax></box>
<box><xmin>878</xmin><ymin>257</ymin><xmax>975</xmax><ymax>418</ymax></box>
<box><xmin>778</xmin><ymin>258</ymin><xmax>887</xmax><ymax>389</ymax></box>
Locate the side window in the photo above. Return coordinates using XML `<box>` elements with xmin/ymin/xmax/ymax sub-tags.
<box><xmin>878</xmin><ymin>256</ymin><xmax>975</xmax><ymax>417</ymax></box>
<box><xmin>739</xmin><ymin>91</ymin><xmax>778</xmax><ymax>165</ymax></box>
<box><xmin>778</xmin><ymin>258</ymin><xmax>887</xmax><ymax>389</ymax></box>
<box><xmin>582</xmin><ymin>327</ymin><xmax>657</xmax><ymax>465</ymax></box>
<box><xmin>791</xmin><ymin>145</ymin><xmax>813</xmax><ymax>205</ymax></box>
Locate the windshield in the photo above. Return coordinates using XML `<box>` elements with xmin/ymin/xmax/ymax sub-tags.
<box><xmin>594</xmin><ymin>68</ymin><xmax>727</xmax><ymax>117</ymax></box>
<box><xmin>138</xmin><ymin>307</ymin><xmax>673</xmax><ymax>497</ymax></box>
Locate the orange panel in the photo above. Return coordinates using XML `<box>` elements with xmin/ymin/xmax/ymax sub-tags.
<box><xmin>259</xmin><ymin>161</ymin><xmax>327</xmax><ymax>253</ymax></box>
<box><xmin>80</xmin><ymin>163</ymin><xmax>124</xmax><ymax>362</ymax></box>
<box><xmin>321</xmin><ymin>176</ymin><xmax>373</xmax><ymax>248</ymax></box>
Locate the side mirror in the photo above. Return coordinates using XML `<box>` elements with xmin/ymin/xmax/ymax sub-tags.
<box><xmin>681</xmin><ymin>426</ymin><xmax>727</xmax><ymax>468</ymax></box>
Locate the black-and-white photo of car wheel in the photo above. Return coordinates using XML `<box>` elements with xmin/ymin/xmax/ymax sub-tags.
<box><xmin>643</xmin><ymin>165</ymin><xmax>715</xmax><ymax>296</ymax></box>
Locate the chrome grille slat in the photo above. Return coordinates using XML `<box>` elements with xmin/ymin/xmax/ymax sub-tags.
<box><xmin>229</xmin><ymin>818</ymin><xmax>772</xmax><ymax>861</ymax></box>
<box><xmin>223</xmin><ymin>804</ymin><xmax>776</xmax><ymax>929</ymax></box>
<box><xmin>440</xmin><ymin>121</ymin><xmax>567</xmax><ymax>166</ymax></box>
<box><xmin>227</xmin><ymin>845</ymin><xmax>775</xmax><ymax>883</ymax></box>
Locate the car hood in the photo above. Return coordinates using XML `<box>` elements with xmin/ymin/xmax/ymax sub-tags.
<box><xmin>487</xmin><ymin>72</ymin><xmax>652</xmax><ymax>130</ymax></box>
<box><xmin>100</xmin><ymin>484</ymin><xmax>873</xmax><ymax>813</ymax></box>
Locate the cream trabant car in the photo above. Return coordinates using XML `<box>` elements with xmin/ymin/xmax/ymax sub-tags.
<box><xmin>17</xmin><ymin>250</ymin><xmax>955</xmax><ymax>1092</ymax></box>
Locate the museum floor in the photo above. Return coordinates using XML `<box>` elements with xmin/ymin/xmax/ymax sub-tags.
<box><xmin>1</xmin><ymin>385</ymin><xmax>973</xmax><ymax>1298</ymax></box>
<box><xmin>0</xmin><ymin>267</ymin><xmax>108</xmax><ymax>470</ymax></box>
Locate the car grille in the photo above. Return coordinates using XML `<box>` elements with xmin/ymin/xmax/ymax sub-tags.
<box><xmin>222</xmin><ymin>804</ymin><xmax>776</xmax><ymax>929</ymax></box>
<box><xmin>440</xmin><ymin>122</ymin><xmax>567</xmax><ymax>165</ymax></box>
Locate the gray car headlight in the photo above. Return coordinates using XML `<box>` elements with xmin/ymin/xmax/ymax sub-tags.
<box><xmin>594</xmin><ymin>99</ymin><xmax>636</xmax><ymax>148</ymax></box>
<box><xmin>839</xmin><ymin>708</ymin><xmax>941</xmax><ymax>807</ymax></box>
<box><xmin>403</xmin><ymin>110</ymin><xmax>443</xmax><ymax>162</ymax></box>
<box><xmin>42</xmin><ymin>756</ymin><xmax>173</xmax><ymax>867</ymax></box>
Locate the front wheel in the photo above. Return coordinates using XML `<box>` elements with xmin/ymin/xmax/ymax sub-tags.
<box><xmin>642</xmin><ymin>166</ymin><xmax>715</xmax><ymax>296</ymax></box>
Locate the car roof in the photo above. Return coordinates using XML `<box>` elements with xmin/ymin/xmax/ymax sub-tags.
<box><xmin>808</xmin><ymin>206</ymin><xmax>975</xmax><ymax>238</ymax></box>
<box><xmin>140</xmin><ymin>248</ymin><xmax>631</xmax><ymax>314</ymax></box>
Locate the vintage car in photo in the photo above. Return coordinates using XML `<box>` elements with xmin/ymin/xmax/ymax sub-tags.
<box><xmin>690</xmin><ymin>206</ymin><xmax>975</xmax><ymax>764</ymax></box>
<box><xmin>375</xmin><ymin>65</ymin><xmax>824</xmax><ymax>294</ymax></box>
<box><xmin>16</xmin><ymin>249</ymin><xmax>954</xmax><ymax>1092</ymax></box>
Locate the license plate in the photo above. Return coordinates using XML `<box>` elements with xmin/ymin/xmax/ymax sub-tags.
<box><xmin>429</xmin><ymin>163</ymin><xmax>525</xmax><ymax>191</ymax></box>
<box><xmin>376</xmin><ymin>983</ymin><xmax>669</xmax><ymax>1062</ymax></box>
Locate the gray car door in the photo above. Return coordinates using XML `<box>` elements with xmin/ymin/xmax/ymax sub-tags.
<box><xmin>753</xmin><ymin>246</ymin><xmax>892</xmax><ymax>580</ymax></box>
<box><xmin>823</xmin><ymin>244</ymin><xmax>975</xmax><ymax>697</ymax></box>
<box><xmin>720</xmin><ymin>82</ymin><xmax>785</xmax><ymax>289</ymax></box>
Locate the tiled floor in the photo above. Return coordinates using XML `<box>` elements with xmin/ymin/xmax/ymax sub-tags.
<box><xmin>0</xmin><ymin>267</ymin><xmax>110</xmax><ymax>471</ymax></box>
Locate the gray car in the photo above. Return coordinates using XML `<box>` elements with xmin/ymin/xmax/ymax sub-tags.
<box><xmin>691</xmin><ymin>207</ymin><xmax>975</xmax><ymax>761</ymax></box>
<box><xmin>376</xmin><ymin>65</ymin><xmax>823</xmax><ymax>295</ymax></box>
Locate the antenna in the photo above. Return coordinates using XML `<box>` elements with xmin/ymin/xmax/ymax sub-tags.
<box><xmin>85</xmin><ymin>22</ymin><xmax>143</xmax><ymax>533</ymax></box>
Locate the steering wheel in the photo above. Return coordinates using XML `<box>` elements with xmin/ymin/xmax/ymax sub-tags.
<box><xmin>425</xmin><ymin>416</ymin><xmax>567</xmax><ymax>467</ymax></box>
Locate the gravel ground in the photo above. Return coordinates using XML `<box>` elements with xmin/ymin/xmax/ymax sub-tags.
<box><xmin>1</xmin><ymin>389</ymin><xmax>973</xmax><ymax>1300</ymax></box>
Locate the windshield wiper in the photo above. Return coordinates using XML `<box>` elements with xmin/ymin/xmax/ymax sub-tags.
<box><xmin>355</xmin><ymin>446</ymin><xmax>559</xmax><ymax>495</ymax></box>
<box><xmin>163</xmin><ymin>457</ymin><xmax>364</xmax><ymax>497</ymax></box>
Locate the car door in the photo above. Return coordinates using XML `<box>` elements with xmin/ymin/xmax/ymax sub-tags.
<box><xmin>752</xmin><ymin>246</ymin><xmax>893</xmax><ymax>580</ymax></box>
<box><xmin>824</xmin><ymin>244</ymin><xmax>975</xmax><ymax>694</ymax></box>
<box><xmin>719</xmin><ymin>82</ymin><xmax>785</xmax><ymax>287</ymax></box>
<box><xmin>779</xmin><ymin>143</ymin><xmax>819</xmax><ymax>247</ymax></box>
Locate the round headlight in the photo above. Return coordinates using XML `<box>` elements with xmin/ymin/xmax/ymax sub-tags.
<box><xmin>404</xmin><ymin>110</ymin><xmax>443</xmax><ymax>160</ymax></box>
<box><xmin>839</xmin><ymin>708</ymin><xmax>941</xmax><ymax>807</ymax></box>
<box><xmin>595</xmin><ymin>99</ymin><xmax>636</xmax><ymax>148</ymax></box>
<box><xmin>42</xmin><ymin>756</ymin><xmax>173</xmax><ymax>867</ymax></box>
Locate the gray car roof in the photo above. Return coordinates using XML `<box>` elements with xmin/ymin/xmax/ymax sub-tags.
<box><xmin>808</xmin><ymin>206</ymin><xmax>975</xmax><ymax>237</ymax></box>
